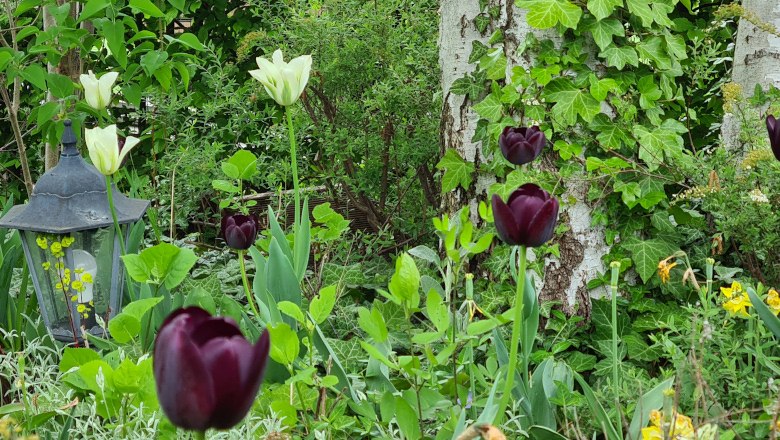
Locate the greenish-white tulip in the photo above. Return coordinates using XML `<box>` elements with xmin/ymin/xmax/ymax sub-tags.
<box><xmin>249</xmin><ymin>49</ymin><xmax>312</xmax><ymax>106</ymax></box>
<box><xmin>84</xmin><ymin>125</ymin><xmax>140</xmax><ymax>176</ymax></box>
<box><xmin>79</xmin><ymin>71</ymin><xmax>119</xmax><ymax>110</ymax></box>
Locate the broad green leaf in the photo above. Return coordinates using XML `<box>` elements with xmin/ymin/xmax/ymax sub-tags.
<box><xmin>573</xmin><ymin>372</ymin><xmax>621</xmax><ymax>440</ymax></box>
<box><xmin>122</xmin><ymin>297</ymin><xmax>164</xmax><ymax>321</ymax></box>
<box><xmin>473</xmin><ymin>94</ymin><xmax>503</xmax><ymax>122</ymax></box>
<box><xmin>360</xmin><ymin>341</ymin><xmax>396</xmax><ymax>369</ymax></box>
<box><xmin>129</xmin><ymin>0</ymin><xmax>164</xmax><ymax>17</ymax></box>
<box><xmin>627</xmin><ymin>376</ymin><xmax>675</xmax><ymax>440</ymax></box>
<box><xmin>0</xmin><ymin>51</ymin><xmax>12</xmax><ymax>72</ymax></box>
<box><xmin>543</xmin><ymin>77</ymin><xmax>601</xmax><ymax>126</ymax></box>
<box><xmin>599</xmin><ymin>45</ymin><xmax>639</xmax><ymax>69</ymax></box>
<box><xmin>633</xmin><ymin>124</ymin><xmax>683</xmax><ymax>171</ymax></box>
<box><xmin>140</xmin><ymin>50</ymin><xmax>168</xmax><ymax>76</ymax></box>
<box><xmin>46</xmin><ymin>73</ymin><xmax>74</xmax><ymax>98</ymax></box>
<box><xmin>102</xmin><ymin>21</ymin><xmax>127</xmax><ymax>69</ymax></box>
<box><xmin>21</xmin><ymin>64</ymin><xmax>47</xmax><ymax>90</ymax></box>
<box><xmin>278</xmin><ymin>301</ymin><xmax>305</xmax><ymax>324</ymax></box>
<box><xmin>626</xmin><ymin>0</ymin><xmax>653</xmax><ymax>27</ymax></box>
<box><xmin>212</xmin><ymin>179</ymin><xmax>240</xmax><ymax>193</ymax></box>
<box><xmin>426</xmin><ymin>290</ymin><xmax>450</xmax><ymax>333</ymax></box>
<box><xmin>15</xmin><ymin>0</ymin><xmax>42</xmax><ymax>16</ymax></box>
<box><xmin>395</xmin><ymin>396</ymin><xmax>421</xmax><ymax>440</ymax></box>
<box><xmin>227</xmin><ymin>150</ymin><xmax>257</xmax><ymax>180</ymax></box>
<box><xmin>516</xmin><ymin>0</ymin><xmax>582</xmax><ymax>29</ymax></box>
<box><xmin>59</xmin><ymin>348</ymin><xmax>100</xmax><ymax>372</ymax></box>
<box><xmin>176</xmin><ymin>33</ymin><xmax>205</xmax><ymax>51</ymax></box>
<box><xmin>108</xmin><ymin>314</ymin><xmax>142</xmax><ymax>343</ymax></box>
<box><xmin>589</xmin><ymin>114</ymin><xmax>631</xmax><ymax>149</ymax></box>
<box><xmin>357</xmin><ymin>306</ymin><xmax>388</xmax><ymax>342</ymax></box>
<box><xmin>154</xmin><ymin>64</ymin><xmax>172</xmax><ymax>91</ymax></box>
<box><xmin>637</xmin><ymin>37</ymin><xmax>672</xmax><ymax>70</ymax></box>
<box><xmin>309</xmin><ymin>285</ymin><xmax>337</xmax><ymax>325</ymax></box>
<box><xmin>409</xmin><ymin>245</ymin><xmax>441</xmax><ymax>267</ymax></box>
<box><xmin>388</xmin><ymin>253</ymin><xmax>420</xmax><ymax>306</ymax></box>
<box><xmin>748</xmin><ymin>288</ymin><xmax>780</xmax><ymax>340</ymax></box>
<box><xmin>167</xmin><ymin>0</ymin><xmax>186</xmax><ymax>11</ymax></box>
<box><xmin>268</xmin><ymin>323</ymin><xmax>300</xmax><ymax>365</ymax></box>
<box><xmin>436</xmin><ymin>149</ymin><xmax>475</xmax><ymax>193</ymax></box>
<box><xmin>587</xmin><ymin>0</ymin><xmax>623</xmax><ymax>20</ymax></box>
<box><xmin>589</xmin><ymin>74</ymin><xmax>618</xmax><ymax>101</ymax></box>
<box><xmin>78</xmin><ymin>0</ymin><xmax>110</xmax><ymax>22</ymax></box>
<box><xmin>624</xmin><ymin>239</ymin><xmax>678</xmax><ymax>283</ymax></box>
<box><xmin>478</xmin><ymin>48</ymin><xmax>507</xmax><ymax>81</ymax></box>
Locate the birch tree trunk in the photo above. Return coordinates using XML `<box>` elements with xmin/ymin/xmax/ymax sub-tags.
<box><xmin>722</xmin><ymin>1</ymin><xmax>780</xmax><ymax>149</ymax></box>
<box><xmin>438</xmin><ymin>1</ymin><xmax>609</xmax><ymax>316</ymax></box>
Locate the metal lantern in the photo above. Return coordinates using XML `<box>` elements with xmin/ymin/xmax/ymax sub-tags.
<box><xmin>0</xmin><ymin>120</ymin><xmax>148</xmax><ymax>343</ymax></box>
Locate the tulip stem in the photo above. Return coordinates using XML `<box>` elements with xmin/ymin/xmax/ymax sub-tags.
<box><xmin>106</xmin><ymin>175</ymin><xmax>137</xmax><ymax>303</ymax></box>
<box><xmin>238</xmin><ymin>250</ymin><xmax>261</xmax><ymax>318</ymax></box>
<box><xmin>192</xmin><ymin>431</ymin><xmax>206</xmax><ymax>440</ymax></box>
<box><xmin>494</xmin><ymin>245</ymin><xmax>527</xmax><ymax>425</ymax></box>
<box><xmin>285</xmin><ymin>105</ymin><xmax>301</xmax><ymax>228</ymax></box>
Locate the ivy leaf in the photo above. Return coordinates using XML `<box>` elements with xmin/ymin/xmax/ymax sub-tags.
<box><xmin>637</xmin><ymin>36</ymin><xmax>672</xmax><ymax>70</ymax></box>
<box><xmin>663</xmin><ymin>30</ymin><xmax>687</xmax><ymax>60</ymax></box>
<box><xmin>436</xmin><ymin>149</ymin><xmax>474</xmax><ymax>193</ymax></box>
<box><xmin>543</xmin><ymin>77</ymin><xmax>601</xmax><ymax>126</ymax></box>
<box><xmin>638</xmin><ymin>177</ymin><xmax>666</xmax><ymax>209</ymax></box>
<box><xmin>586</xmin><ymin>17</ymin><xmax>624</xmax><ymax>51</ymax></box>
<box><xmin>589</xmin><ymin>114</ymin><xmax>632</xmax><ymax>149</ymax></box>
<box><xmin>450</xmin><ymin>74</ymin><xmax>484</xmax><ymax>98</ymax></box>
<box><xmin>624</xmin><ymin>239</ymin><xmax>678</xmax><ymax>283</ymax></box>
<box><xmin>588</xmin><ymin>74</ymin><xmax>617</xmax><ymax>101</ymax></box>
<box><xmin>516</xmin><ymin>0</ymin><xmax>582</xmax><ymax>29</ymax></box>
<box><xmin>478</xmin><ymin>47</ymin><xmax>507</xmax><ymax>81</ymax></box>
<box><xmin>587</xmin><ymin>0</ymin><xmax>623</xmax><ymax>21</ymax></box>
<box><xmin>599</xmin><ymin>45</ymin><xmax>639</xmax><ymax>69</ymax></box>
<box><xmin>473</xmin><ymin>93</ymin><xmax>503</xmax><ymax>122</ymax></box>
<box><xmin>626</xmin><ymin>0</ymin><xmax>653</xmax><ymax>27</ymax></box>
<box><xmin>633</xmin><ymin>123</ymin><xmax>684</xmax><ymax>171</ymax></box>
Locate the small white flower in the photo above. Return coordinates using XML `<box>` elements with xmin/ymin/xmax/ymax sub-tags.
<box><xmin>749</xmin><ymin>188</ymin><xmax>769</xmax><ymax>203</ymax></box>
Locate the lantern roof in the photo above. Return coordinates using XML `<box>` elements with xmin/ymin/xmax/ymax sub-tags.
<box><xmin>0</xmin><ymin>120</ymin><xmax>149</xmax><ymax>234</ymax></box>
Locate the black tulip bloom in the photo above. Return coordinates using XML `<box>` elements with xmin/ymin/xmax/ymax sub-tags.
<box><xmin>153</xmin><ymin>307</ymin><xmax>270</xmax><ymax>432</ymax></box>
<box><xmin>767</xmin><ymin>115</ymin><xmax>780</xmax><ymax>161</ymax></box>
<box><xmin>221</xmin><ymin>214</ymin><xmax>259</xmax><ymax>250</ymax></box>
<box><xmin>491</xmin><ymin>183</ymin><xmax>559</xmax><ymax>247</ymax></box>
<box><xmin>498</xmin><ymin>125</ymin><xmax>546</xmax><ymax>166</ymax></box>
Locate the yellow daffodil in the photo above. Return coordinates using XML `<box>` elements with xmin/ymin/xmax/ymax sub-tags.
<box><xmin>84</xmin><ymin>124</ymin><xmax>141</xmax><ymax>176</ymax></box>
<box><xmin>767</xmin><ymin>289</ymin><xmax>780</xmax><ymax>315</ymax></box>
<box><xmin>720</xmin><ymin>281</ymin><xmax>743</xmax><ymax>299</ymax></box>
<box><xmin>658</xmin><ymin>257</ymin><xmax>677</xmax><ymax>283</ymax></box>
<box><xmin>249</xmin><ymin>49</ymin><xmax>312</xmax><ymax>106</ymax></box>
<box><xmin>642</xmin><ymin>409</ymin><xmax>696</xmax><ymax>440</ymax></box>
<box><xmin>79</xmin><ymin>70</ymin><xmax>119</xmax><ymax>111</ymax></box>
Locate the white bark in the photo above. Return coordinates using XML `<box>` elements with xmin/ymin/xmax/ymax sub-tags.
<box><xmin>438</xmin><ymin>1</ymin><xmax>609</xmax><ymax>314</ymax></box>
<box><xmin>722</xmin><ymin>1</ymin><xmax>780</xmax><ymax>149</ymax></box>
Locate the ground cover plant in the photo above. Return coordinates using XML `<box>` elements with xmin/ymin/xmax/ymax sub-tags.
<box><xmin>2</xmin><ymin>0</ymin><xmax>780</xmax><ymax>439</ymax></box>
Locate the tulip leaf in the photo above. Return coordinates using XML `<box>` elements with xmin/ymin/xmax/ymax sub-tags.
<box><xmin>436</xmin><ymin>149</ymin><xmax>474</xmax><ymax>194</ymax></box>
<box><xmin>293</xmin><ymin>198</ymin><xmax>311</xmax><ymax>282</ymax></box>
<box><xmin>267</xmin><ymin>237</ymin><xmax>302</xmax><ymax>311</ymax></box>
<box><xmin>309</xmin><ymin>285</ymin><xmax>337</xmax><ymax>325</ymax></box>
<box><xmin>311</xmin><ymin>322</ymin><xmax>358</xmax><ymax>402</ymax></box>
<box><xmin>268</xmin><ymin>323</ymin><xmax>300</xmax><ymax>366</ymax></box>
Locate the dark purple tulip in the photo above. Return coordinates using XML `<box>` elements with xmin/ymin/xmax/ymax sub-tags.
<box><xmin>498</xmin><ymin>125</ymin><xmax>546</xmax><ymax>166</ymax></box>
<box><xmin>153</xmin><ymin>307</ymin><xmax>270</xmax><ymax>432</ymax></box>
<box><xmin>221</xmin><ymin>213</ymin><xmax>259</xmax><ymax>250</ymax></box>
<box><xmin>767</xmin><ymin>115</ymin><xmax>780</xmax><ymax>161</ymax></box>
<box><xmin>492</xmin><ymin>183</ymin><xmax>559</xmax><ymax>247</ymax></box>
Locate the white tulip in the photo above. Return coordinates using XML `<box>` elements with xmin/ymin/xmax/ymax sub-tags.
<box><xmin>249</xmin><ymin>49</ymin><xmax>312</xmax><ymax>106</ymax></box>
<box><xmin>84</xmin><ymin>125</ymin><xmax>140</xmax><ymax>176</ymax></box>
<box><xmin>79</xmin><ymin>71</ymin><xmax>119</xmax><ymax>110</ymax></box>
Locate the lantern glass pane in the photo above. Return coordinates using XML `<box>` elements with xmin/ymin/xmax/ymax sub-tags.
<box><xmin>23</xmin><ymin>226</ymin><xmax>121</xmax><ymax>342</ymax></box>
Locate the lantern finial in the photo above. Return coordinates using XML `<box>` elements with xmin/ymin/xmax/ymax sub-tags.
<box><xmin>61</xmin><ymin>119</ymin><xmax>78</xmax><ymax>156</ymax></box>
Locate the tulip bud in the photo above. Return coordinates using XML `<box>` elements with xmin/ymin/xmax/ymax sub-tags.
<box><xmin>249</xmin><ymin>49</ymin><xmax>312</xmax><ymax>106</ymax></box>
<box><xmin>79</xmin><ymin>71</ymin><xmax>119</xmax><ymax>111</ymax></box>
<box><xmin>84</xmin><ymin>125</ymin><xmax>140</xmax><ymax>176</ymax></box>
<box><xmin>767</xmin><ymin>115</ymin><xmax>780</xmax><ymax>161</ymax></box>
<box><xmin>221</xmin><ymin>213</ymin><xmax>259</xmax><ymax>250</ymax></box>
<box><xmin>498</xmin><ymin>125</ymin><xmax>546</xmax><ymax>166</ymax></box>
<box><xmin>153</xmin><ymin>307</ymin><xmax>270</xmax><ymax>432</ymax></box>
<box><xmin>491</xmin><ymin>183</ymin><xmax>559</xmax><ymax>247</ymax></box>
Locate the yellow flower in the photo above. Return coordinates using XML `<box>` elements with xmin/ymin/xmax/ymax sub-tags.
<box><xmin>61</xmin><ymin>236</ymin><xmax>75</xmax><ymax>248</ymax></box>
<box><xmin>50</xmin><ymin>242</ymin><xmax>62</xmax><ymax>254</ymax></box>
<box><xmin>720</xmin><ymin>281</ymin><xmax>743</xmax><ymax>299</ymax></box>
<box><xmin>81</xmin><ymin>272</ymin><xmax>93</xmax><ymax>283</ymax></box>
<box><xmin>71</xmin><ymin>295</ymin><xmax>78</xmax><ymax>302</ymax></box>
<box><xmin>55</xmin><ymin>282</ymin><xmax>63</xmax><ymax>290</ymax></box>
<box><xmin>71</xmin><ymin>280</ymin><xmax>84</xmax><ymax>292</ymax></box>
<box><xmin>767</xmin><ymin>289</ymin><xmax>780</xmax><ymax>315</ymax></box>
<box><xmin>55</xmin><ymin>262</ymin><xmax>63</xmax><ymax>270</ymax></box>
<box><xmin>36</xmin><ymin>237</ymin><xmax>48</xmax><ymax>249</ymax></box>
<box><xmin>77</xmin><ymin>304</ymin><xmax>86</xmax><ymax>313</ymax></box>
<box><xmin>643</xmin><ymin>409</ymin><xmax>696</xmax><ymax>440</ymax></box>
<box><xmin>723</xmin><ymin>291</ymin><xmax>752</xmax><ymax>318</ymax></box>
<box><xmin>641</xmin><ymin>426</ymin><xmax>664</xmax><ymax>440</ymax></box>
<box><xmin>658</xmin><ymin>258</ymin><xmax>678</xmax><ymax>284</ymax></box>
<box><xmin>42</xmin><ymin>262</ymin><xmax>51</xmax><ymax>271</ymax></box>
<box><xmin>75</xmin><ymin>268</ymin><xmax>84</xmax><ymax>274</ymax></box>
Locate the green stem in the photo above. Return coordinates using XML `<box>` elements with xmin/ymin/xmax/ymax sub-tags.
<box><xmin>192</xmin><ymin>431</ymin><xmax>206</xmax><ymax>440</ymax></box>
<box><xmin>610</xmin><ymin>261</ymin><xmax>623</xmax><ymax>439</ymax></box>
<box><xmin>285</xmin><ymin>105</ymin><xmax>301</xmax><ymax>227</ymax></box>
<box><xmin>494</xmin><ymin>245</ymin><xmax>527</xmax><ymax>425</ymax></box>
<box><xmin>106</xmin><ymin>175</ymin><xmax>136</xmax><ymax>302</ymax></box>
<box><xmin>238</xmin><ymin>250</ymin><xmax>260</xmax><ymax>318</ymax></box>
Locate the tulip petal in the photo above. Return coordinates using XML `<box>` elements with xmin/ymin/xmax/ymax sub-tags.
<box><xmin>198</xmin><ymin>336</ymin><xmax>258</xmax><ymax>429</ymax></box>
<box><xmin>85</xmin><ymin>125</ymin><xmax>121</xmax><ymax>175</ymax></box>
<box><xmin>768</xmin><ymin>115</ymin><xmax>780</xmax><ymax>161</ymax></box>
<box><xmin>153</xmin><ymin>312</ymin><xmax>215</xmax><ymax>431</ymax></box>
<box><xmin>98</xmin><ymin>71</ymin><xmax>119</xmax><ymax>109</ymax></box>
<box><xmin>80</xmin><ymin>71</ymin><xmax>102</xmax><ymax>110</ymax></box>
<box><xmin>492</xmin><ymin>194</ymin><xmax>521</xmax><ymax>245</ymax></box>
<box><xmin>523</xmin><ymin>197</ymin><xmax>559</xmax><ymax>247</ymax></box>
<box><xmin>117</xmin><ymin>136</ymin><xmax>140</xmax><ymax>166</ymax></box>
<box><xmin>225</xmin><ymin>226</ymin><xmax>249</xmax><ymax>250</ymax></box>
<box><xmin>190</xmin><ymin>317</ymin><xmax>243</xmax><ymax>346</ymax></box>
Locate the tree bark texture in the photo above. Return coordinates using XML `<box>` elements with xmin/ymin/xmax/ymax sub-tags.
<box><xmin>722</xmin><ymin>1</ymin><xmax>780</xmax><ymax>149</ymax></box>
<box><xmin>438</xmin><ymin>1</ymin><xmax>608</xmax><ymax>315</ymax></box>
